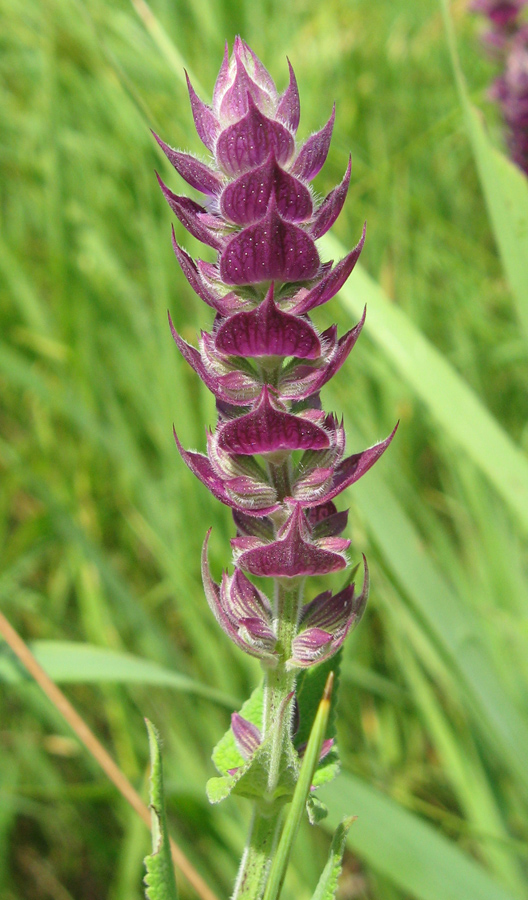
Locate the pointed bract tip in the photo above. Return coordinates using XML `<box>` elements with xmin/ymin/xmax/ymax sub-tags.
<box><xmin>323</xmin><ymin>670</ymin><xmax>334</xmax><ymax>701</ymax></box>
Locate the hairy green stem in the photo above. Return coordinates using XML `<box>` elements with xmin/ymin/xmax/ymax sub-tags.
<box><xmin>264</xmin><ymin>579</ymin><xmax>302</xmax><ymax>792</ymax></box>
<box><xmin>231</xmin><ymin>805</ymin><xmax>283</xmax><ymax>900</ymax></box>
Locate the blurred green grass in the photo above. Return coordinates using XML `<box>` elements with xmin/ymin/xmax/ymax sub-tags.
<box><xmin>1</xmin><ymin>0</ymin><xmax>528</xmax><ymax>898</ymax></box>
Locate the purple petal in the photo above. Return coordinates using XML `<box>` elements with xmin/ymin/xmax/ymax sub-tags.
<box><xmin>220</xmin><ymin>153</ymin><xmax>312</xmax><ymax>225</ymax></box>
<box><xmin>308</xmin><ymin>157</ymin><xmax>351</xmax><ymax>240</ymax></box>
<box><xmin>233</xmin><ymin>503</ymin><xmax>350</xmax><ymax>578</ymax></box>
<box><xmin>279</xmin><ymin>309</ymin><xmax>366</xmax><ymax>399</ymax></box>
<box><xmin>217</xmin><ymin>51</ymin><xmax>271</xmax><ymax>122</ymax></box>
<box><xmin>311</xmin><ymin>509</ymin><xmax>349</xmax><ymax>538</ymax></box>
<box><xmin>214</xmin><ymin>285</ymin><xmax>321</xmax><ymax>359</ymax></box>
<box><xmin>201</xmin><ymin>531</ymin><xmax>240</xmax><ymax>644</ymax></box>
<box><xmin>152</xmin><ymin>133</ymin><xmax>223</xmax><ymax>195</ymax></box>
<box><xmin>276</xmin><ymin>59</ymin><xmax>300</xmax><ymax>132</ymax></box>
<box><xmin>217</xmin><ymin>386</ymin><xmax>330</xmax><ymax>455</ymax></box>
<box><xmin>225</xmin><ymin>476</ymin><xmax>279</xmax><ymax>510</ymax></box>
<box><xmin>216</xmin><ymin>93</ymin><xmax>295</xmax><ymax>176</ymax></box>
<box><xmin>221</xmin><ymin>568</ymin><xmax>272</xmax><ymax>621</ymax></box>
<box><xmin>322</xmin><ymin>425</ymin><xmax>398</xmax><ymax>503</ymax></box>
<box><xmin>212</xmin><ymin>41</ymin><xmax>232</xmax><ymax>117</ymax></box>
<box><xmin>173</xmin><ymin>429</ymin><xmax>279</xmax><ymax>514</ymax></box>
<box><xmin>231</xmin><ymin>713</ymin><xmax>262</xmax><ymax>760</ymax></box>
<box><xmin>290</xmin><ymin>628</ymin><xmax>333</xmax><ymax>666</ymax></box>
<box><xmin>297</xmin><ymin>737</ymin><xmax>334</xmax><ymax>761</ymax></box>
<box><xmin>301</xmin><ymin>585</ymin><xmax>354</xmax><ymax>632</ymax></box>
<box><xmin>290</xmin><ymin>106</ymin><xmax>335</xmax><ymax>181</ymax></box>
<box><xmin>168</xmin><ymin>313</ymin><xmax>258</xmax><ymax>403</ymax></box>
<box><xmin>305</xmin><ymin>500</ymin><xmax>339</xmax><ymax>526</ymax></box>
<box><xmin>157</xmin><ymin>174</ymin><xmax>225</xmax><ymax>250</ymax></box>
<box><xmin>289</xmin><ymin>225</ymin><xmax>366</xmax><ymax>315</ymax></box>
<box><xmin>170</xmin><ymin>234</ymin><xmax>222</xmax><ymax>309</ymax></box>
<box><xmin>185</xmin><ymin>72</ymin><xmax>220</xmax><ymax>152</ymax></box>
<box><xmin>233</xmin><ymin>509</ymin><xmax>275</xmax><ymax>540</ymax></box>
<box><xmin>238</xmin><ymin>617</ymin><xmax>277</xmax><ymax>647</ymax></box>
<box><xmin>236</xmin><ymin>37</ymin><xmax>277</xmax><ymax>101</ymax></box>
<box><xmin>302</xmin><ymin>559</ymin><xmax>369</xmax><ymax>632</ymax></box>
<box><xmin>220</xmin><ymin>196</ymin><xmax>320</xmax><ymax>285</ymax></box>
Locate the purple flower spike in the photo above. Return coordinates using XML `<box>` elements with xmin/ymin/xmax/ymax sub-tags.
<box><xmin>158</xmin><ymin>41</ymin><xmax>396</xmax><ymax>698</ymax></box>
<box><xmin>473</xmin><ymin>1</ymin><xmax>528</xmax><ymax>174</ymax></box>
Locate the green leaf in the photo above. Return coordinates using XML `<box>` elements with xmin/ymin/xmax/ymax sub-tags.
<box><xmin>144</xmin><ymin>720</ymin><xmax>178</xmax><ymax>900</ymax></box>
<box><xmin>0</xmin><ymin>640</ymin><xmax>237</xmax><ymax>709</ymax></box>
<box><xmin>320</xmin><ymin>774</ymin><xmax>519</xmax><ymax>900</ymax></box>
<box><xmin>207</xmin><ymin>683</ymin><xmax>299</xmax><ymax>805</ymax></box>
<box><xmin>310</xmin><ymin>817</ymin><xmax>354</xmax><ymax>900</ymax></box>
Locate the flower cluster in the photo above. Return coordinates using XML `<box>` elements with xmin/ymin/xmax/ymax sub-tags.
<box><xmin>156</xmin><ymin>38</ymin><xmax>393</xmax><ymax>714</ymax></box>
<box><xmin>472</xmin><ymin>0</ymin><xmax>528</xmax><ymax>174</ymax></box>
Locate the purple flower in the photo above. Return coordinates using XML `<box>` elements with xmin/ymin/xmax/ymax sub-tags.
<box><xmin>157</xmin><ymin>39</ymin><xmax>396</xmax><ymax>672</ymax></box>
<box><xmin>473</xmin><ymin>1</ymin><xmax>528</xmax><ymax>173</ymax></box>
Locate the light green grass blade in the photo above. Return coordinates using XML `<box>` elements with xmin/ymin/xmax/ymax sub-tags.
<box><xmin>346</xmin><ymin>451</ymin><xmax>528</xmax><ymax>796</ymax></box>
<box><xmin>320</xmin><ymin>775</ymin><xmax>520</xmax><ymax>900</ymax></box>
<box><xmin>320</xmin><ymin>233</ymin><xmax>528</xmax><ymax>538</ymax></box>
<box><xmin>0</xmin><ymin>640</ymin><xmax>238</xmax><ymax>709</ymax></box>
<box><xmin>440</xmin><ymin>0</ymin><xmax>528</xmax><ymax>343</ymax></box>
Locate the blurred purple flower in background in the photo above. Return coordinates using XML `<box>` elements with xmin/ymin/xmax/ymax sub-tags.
<box><xmin>472</xmin><ymin>0</ymin><xmax>528</xmax><ymax>173</ymax></box>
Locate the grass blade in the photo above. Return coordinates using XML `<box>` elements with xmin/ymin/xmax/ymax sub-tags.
<box><xmin>320</xmin><ymin>774</ymin><xmax>520</xmax><ymax>900</ymax></box>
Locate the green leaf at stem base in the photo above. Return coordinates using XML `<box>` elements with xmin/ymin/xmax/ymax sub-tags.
<box><xmin>144</xmin><ymin>720</ymin><xmax>178</xmax><ymax>900</ymax></box>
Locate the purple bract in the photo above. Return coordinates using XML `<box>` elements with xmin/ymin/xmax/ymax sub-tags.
<box><xmin>157</xmin><ymin>38</ymin><xmax>396</xmax><ymax>676</ymax></box>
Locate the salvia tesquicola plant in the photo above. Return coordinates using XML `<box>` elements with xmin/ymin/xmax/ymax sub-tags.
<box><xmin>143</xmin><ymin>39</ymin><xmax>396</xmax><ymax>900</ymax></box>
<box><xmin>472</xmin><ymin>0</ymin><xmax>528</xmax><ymax>175</ymax></box>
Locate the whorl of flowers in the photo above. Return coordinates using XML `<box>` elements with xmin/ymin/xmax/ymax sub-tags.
<box><xmin>472</xmin><ymin>0</ymin><xmax>528</xmax><ymax>174</ymax></box>
<box><xmin>155</xmin><ymin>38</ymin><xmax>395</xmax><ymax>677</ymax></box>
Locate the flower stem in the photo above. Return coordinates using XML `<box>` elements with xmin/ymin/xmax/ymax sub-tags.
<box><xmin>231</xmin><ymin>805</ymin><xmax>283</xmax><ymax>900</ymax></box>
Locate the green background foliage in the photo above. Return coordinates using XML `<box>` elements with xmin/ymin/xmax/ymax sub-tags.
<box><xmin>1</xmin><ymin>0</ymin><xmax>528</xmax><ymax>898</ymax></box>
